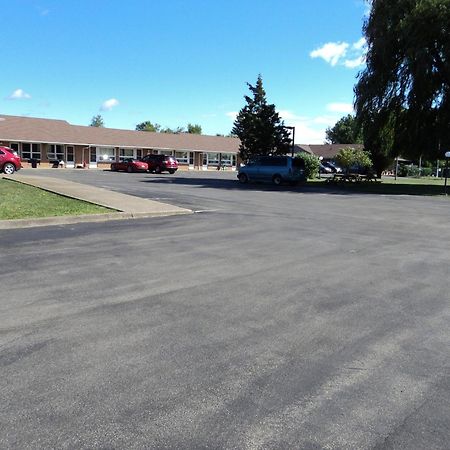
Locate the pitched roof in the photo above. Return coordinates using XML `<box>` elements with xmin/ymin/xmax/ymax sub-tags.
<box><xmin>0</xmin><ymin>115</ymin><xmax>240</xmax><ymax>153</ymax></box>
<box><xmin>295</xmin><ymin>143</ymin><xmax>364</xmax><ymax>159</ymax></box>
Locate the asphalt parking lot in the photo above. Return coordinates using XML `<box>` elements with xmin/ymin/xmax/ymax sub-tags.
<box><xmin>1</xmin><ymin>169</ymin><xmax>449</xmax><ymax>449</ymax></box>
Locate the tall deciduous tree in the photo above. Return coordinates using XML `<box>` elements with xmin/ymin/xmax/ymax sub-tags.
<box><xmin>90</xmin><ymin>115</ymin><xmax>104</xmax><ymax>127</ymax></box>
<box><xmin>326</xmin><ymin>114</ymin><xmax>362</xmax><ymax>144</ymax></box>
<box><xmin>136</xmin><ymin>121</ymin><xmax>161</xmax><ymax>132</ymax></box>
<box><xmin>187</xmin><ymin>123</ymin><xmax>202</xmax><ymax>134</ymax></box>
<box><xmin>355</xmin><ymin>0</ymin><xmax>450</xmax><ymax>175</ymax></box>
<box><xmin>232</xmin><ymin>75</ymin><xmax>291</xmax><ymax>162</ymax></box>
<box><xmin>161</xmin><ymin>126</ymin><xmax>184</xmax><ymax>134</ymax></box>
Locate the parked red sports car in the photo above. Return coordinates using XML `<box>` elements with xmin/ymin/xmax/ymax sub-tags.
<box><xmin>0</xmin><ymin>146</ymin><xmax>22</xmax><ymax>174</ymax></box>
<box><xmin>110</xmin><ymin>158</ymin><xmax>148</xmax><ymax>173</ymax></box>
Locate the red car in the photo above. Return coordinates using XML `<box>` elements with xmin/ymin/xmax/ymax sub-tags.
<box><xmin>0</xmin><ymin>146</ymin><xmax>22</xmax><ymax>174</ymax></box>
<box><xmin>141</xmin><ymin>154</ymin><xmax>178</xmax><ymax>174</ymax></box>
<box><xmin>111</xmin><ymin>158</ymin><xmax>149</xmax><ymax>173</ymax></box>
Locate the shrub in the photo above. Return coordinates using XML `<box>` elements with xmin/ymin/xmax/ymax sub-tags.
<box><xmin>398</xmin><ymin>164</ymin><xmax>420</xmax><ymax>177</ymax></box>
<box><xmin>295</xmin><ymin>153</ymin><xmax>320</xmax><ymax>179</ymax></box>
<box><xmin>397</xmin><ymin>164</ymin><xmax>409</xmax><ymax>177</ymax></box>
<box><xmin>335</xmin><ymin>147</ymin><xmax>373</xmax><ymax>173</ymax></box>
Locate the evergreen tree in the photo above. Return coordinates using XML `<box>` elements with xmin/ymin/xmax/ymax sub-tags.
<box><xmin>232</xmin><ymin>75</ymin><xmax>291</xmax><ymax>162</ymax></box>
<box><xmin>90</xmin><ymin>115</ymin><xmax>104</xmax><ymax>127</ymax></box>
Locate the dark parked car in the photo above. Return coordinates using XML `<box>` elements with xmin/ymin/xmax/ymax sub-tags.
<box><xmin>319</xmin><ymin>162</ymin><xmax>333</xmax><ymax>174</ymax></box>
<box><xmin>141</xmin><ymin>154</ymin><xmax>178</xmax><ymax>174</ymax></box>
<box><xmin>111</xmin><ymin>158</ymin><xmax>149</xmax><ymax>173</ymax></box>
<box><xmin>323</xmin><ymin>161</ymin><xmax>343</xmax><ymax>173</ymax></box>
<box><xmin>0</xmin><ymin>146</ymin><xmax>22</xmax><ymax>174</ymax></box>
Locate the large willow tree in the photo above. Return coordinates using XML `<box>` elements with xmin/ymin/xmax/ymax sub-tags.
<box><xmin>355</xmin><ymin>0</ymin><xmax>450</xmax><ymax>176</ymax></box>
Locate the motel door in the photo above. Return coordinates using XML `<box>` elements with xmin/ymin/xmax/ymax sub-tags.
<box><xmin>66</xmin><ymin>146</ymin><xmax>74</xmax><ymax>168</ymax></box>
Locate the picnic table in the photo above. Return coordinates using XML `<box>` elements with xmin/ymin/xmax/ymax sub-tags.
<box><xmin>326</xmin><ymin>172</ymin><xmax>379</xmax><ymax>183</ymax></box>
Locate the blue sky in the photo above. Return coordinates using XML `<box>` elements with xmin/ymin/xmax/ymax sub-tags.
<box><xmin>1</xmin><ymin>0</ymin><xmax>369</xmax><ymax>143</ymax></box>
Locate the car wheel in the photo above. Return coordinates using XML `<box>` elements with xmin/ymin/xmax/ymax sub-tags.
<box><xmin>272</xmin><ymin>174</ymin><xmax>282</xmax><ymax>185</ymax></box>
<box><xmin>154</xmin><ymin>166</ymin><xmax>162</xmax><ymax>174</ymax></box>
<box><xmin>238</xmin><ymin>173</ymin><xmax>248</xmax><ymax>184</ymax></box>
<box><xmin>168</xmin><ymin>169</ymin><xmax>175</xmax><ymax>174</ymax></box>
<box><xmin>3</xmin><ymin>163</ymin><xmax>15</xmax><ymax>175</ymax></box>
<box><xmin>127</xmin><ymin>166</ymin><xmax>133</xmax><ymax>173</ymax></box>
<box><xmin>111</xmin><ymin>165</ymin><xmax>118</xmax><ymax>171</ymax></box>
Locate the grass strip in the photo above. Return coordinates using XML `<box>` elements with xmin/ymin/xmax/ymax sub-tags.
<box><xmin>0</xmin><ymin>178</ymin><xmax>112</xmax><ymax>220</ymax></box>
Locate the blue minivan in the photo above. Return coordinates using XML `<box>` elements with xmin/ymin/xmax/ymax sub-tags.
<box><xmin>237</xmin><ymin>156</ymin><xmax>305</xmax><ymax>185</ymax></box>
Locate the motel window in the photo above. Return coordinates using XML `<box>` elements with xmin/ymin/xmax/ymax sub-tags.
<box><xmin>96</xmin><ymin>147</ymin><xmax>115</xmax><ymax>162</ymax></box>
<box><xmin>47</xmin><ymin>144</ymin><xmax>64</xmax><ymax>161</ymax></box>
<box><xmin>136</xmin><ymin>149</ymin><xmax>143</xmax><ymax>159</ymax></box>
<box><xmin>10</xmin><ymin>143</ymin><xmax>20</xmax><ymax>154</ymax></box>
<box><xmin>203</xmin><ymin>152</ymin><xmax>220</xmax><ymax>166</ymax></box>
<box><xmin>119</xmin><ymin>148</ymin><xmax>135</xmax><ymax>160</ymax></box>
<box><xmin>221</xmin><ymin>153</ymin><xmax>234</xmax><ymax>166</ymax></box>
<box><xmin>175</xmin><ymin>151</ymin><xmax>189</xmax><ymax>164</ymax></box>
<box><xmin>144</xmin><ymin>149</ymin><xmax>154</xmax><ymax>155</ymax></box>
<box><xmin>22</xmin><ymin>143</ymin><xmax>41</xmax><ymax>160</ymax></box>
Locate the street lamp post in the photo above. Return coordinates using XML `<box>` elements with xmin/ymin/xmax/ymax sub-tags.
<box><xmin>318</xmin><ymin>156</ymin><xmax>323</xmax><ymax>179</ymax></box>
<box><xmin>283</xmin><ymin>126</ymin><xmax>295</xmax><ymax>157</ymax></box>
<box><xmin>445</xmin><ymin>151</ymin><xmax>450</xmax><ymax>195</ymax></box>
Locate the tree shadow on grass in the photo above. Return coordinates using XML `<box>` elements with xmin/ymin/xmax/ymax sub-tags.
<box><xmin>138</xmin><ymin>174</ymin><xmax>449</xmax><ymax>197</ymax></box>
<box><xmin>320</xmin><ymin>179</ymin><xmax>448</xmax><ymax>196</ymax></box>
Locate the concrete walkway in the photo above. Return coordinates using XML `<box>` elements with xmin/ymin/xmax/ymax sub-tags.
<box><xmin>1</xmin><ymin>174</ymin><xmax>192</xmax><ymax>229</ymax></box>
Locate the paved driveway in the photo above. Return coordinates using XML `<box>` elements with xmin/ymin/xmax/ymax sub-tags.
<box><xmin>1</xmin><ymin>169</ymin><xmax>449</xmax><ymax>449</ymax></box>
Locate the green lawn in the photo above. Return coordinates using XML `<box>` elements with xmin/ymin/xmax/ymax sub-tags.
<box><xmin>0</xmin><ymin>178</ymin><xmax>112</xmax><ymax>220</ymax></box>
<box><xmin>309</xmin><ymin>176</ymin><xmax>450</xmax><ymax>196</ymax></box>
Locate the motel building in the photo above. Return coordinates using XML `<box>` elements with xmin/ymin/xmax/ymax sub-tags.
<box><xmin>0</xmin><ymin>115</ymin><xmax>240</xmax><ymax>171</ymax></box>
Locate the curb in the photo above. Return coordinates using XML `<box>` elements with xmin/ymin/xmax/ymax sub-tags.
<box><xmin>0</xmin><ymin>210</ymin><xmax>193</xmax><ymax>230</ymax></box>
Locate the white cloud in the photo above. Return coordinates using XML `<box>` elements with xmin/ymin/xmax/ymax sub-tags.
<box><xmin>6</xmin><ymin>88</ymin><xmax>31</xmax><ymax>100</ymax></box>
<box><xmin>292</xmin><ymin>122</ymin><xmax>327</xmax><ymax>144</ymax></box>
<box><xmin>353</xmin><ymin>37</ymin><xmax>366</xmax><ymax>50</ymax></box>
<box><xmin>312</xmin><ymin>115</ymin><xmax>341</xmax><ymax>126</ymax></box>
<box><xmin>310</xmin><ymin>42</ymin><xmax>349</xmax><ymax>67</ymax></box>
<box><xmin>100</xmin><ymin>98</ymin><xmax>119</xmax><ymax>111</ymax></box>
<box><xmin>276</xmin><ymin>110</ymin><xmax>337</xmax><ymax>144</ymax></box>
<box><xmin>226</xmin><ymin>111</ymin><xmax>238</xmax><ymax>120</ymax></box>
<box><xmin>344</xmin><ymin>55</ymin><xmax>366</xmax><ymax>68</ymax></box>
<box><xmin>310</xmin><ymin>37</ymin><xmax>367</xmax><ymax>69</ymax></box>
<box><xmin>326</xmin><ymin>102</ymin><xmax>354</xmax><ymax>114</ymax></box>
<box><xmin>277</xmin><ymin>110</ymin><xmax>304</xmax><ymax>121</ymax></box>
